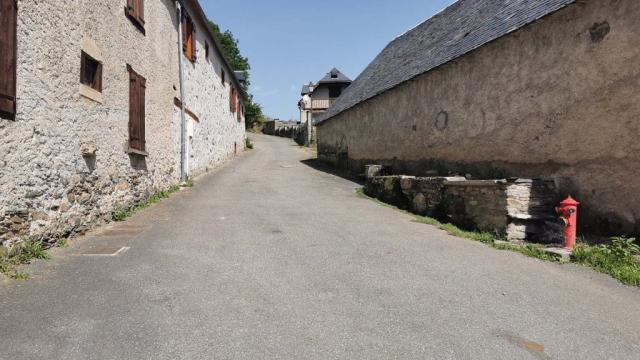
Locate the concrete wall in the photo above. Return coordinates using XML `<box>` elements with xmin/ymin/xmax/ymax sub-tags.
<box><xmin>0</xmin><ymin>0</ymin><xmax>244</xmax><ymax>248</ymax></box>
<box><xmin>317</xmin><ymin>0</ymin><xmax>640</xmax><ymax>236</ymax></box>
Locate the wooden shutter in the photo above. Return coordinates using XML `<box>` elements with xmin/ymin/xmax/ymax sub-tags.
<box><xmin>0</xmin><ymin>0</ymin><xmax>18</xmax><ymax>119</ymax></box>
<box><xmin>191</xmin><ymin>24</ymin><xmax>197</xmax><ymax>61</ymax></box>
<box><xmin>137</xmin><ymin>0</ymin><xmax>144</xmax><ymax>24</ymax></box>
<box><xmin>126</xmin><ymin>0</ymin><xmax>144</xmax><ymax>27</ymax></box>
<box><xmin>229</xmin><ymin>87</ymin><xmax>236</xmax><ymax>113</ymax></box>
<box><xmin>128</xmin><ymin>66</ymin><xmax>146</xmax><ymax>152</ymax></box>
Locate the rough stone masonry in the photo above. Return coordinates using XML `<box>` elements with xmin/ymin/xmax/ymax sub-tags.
<box><xmin>0</xmin><ymin>0</ymin><xmax>246</xmax><ymax>249</ymax></box>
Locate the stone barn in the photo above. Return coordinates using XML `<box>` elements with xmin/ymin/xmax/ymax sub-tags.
<box><xmin>315</xmin><ymin>0</ymin><xmax>640</xmax><ymax>237</ymax></box>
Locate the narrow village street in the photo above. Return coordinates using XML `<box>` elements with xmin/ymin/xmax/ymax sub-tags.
<box><xmin>1</xmin><ymin>134</ymin><xmax>639</xmax><ymax>360</ymax></box>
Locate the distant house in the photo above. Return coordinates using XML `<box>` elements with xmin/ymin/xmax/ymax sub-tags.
<box><xmin>298</xmin><ymin>68</ymin><xmax>351</xmax><ymax>125</ymax></box>
<box><xmin>315</xmin><ymin>0</ymin><xmax>640</xmax><ymax>237</ymax></box>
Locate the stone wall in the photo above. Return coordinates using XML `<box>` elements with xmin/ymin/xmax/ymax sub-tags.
<box><xmin>0</xmin><ymin>0</ymin><xmax>244</xmax><ymax>249</ymax></box>
<box><xmin>180</xmin><ymin>0</ymin><xmax>246</xmax><ymax>178</ymax></box>
<box><xmin>317</xmin><ymin>0</ymin><xmax>640</xmax><ymax>237</ymax></box>
<box><xmin>365</xmin><ymin>175</ymin><xmax>560</xmax><ymax>243</ymax></box>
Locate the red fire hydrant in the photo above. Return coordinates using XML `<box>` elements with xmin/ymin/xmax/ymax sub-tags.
<box><xmin>556</xmin><ymin>196</ymin><xmax>580</xmax><ymax>250</ymax></box>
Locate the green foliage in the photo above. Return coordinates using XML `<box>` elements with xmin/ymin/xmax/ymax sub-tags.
<box><xmin>244</xmin><ymin>97</ymin><xmax>265</xmax><ymax>130</ymax></box>
<box><xmin>0</xmin><ymin>240</ymin><xmax>51</xmax><ymax>280</ymax></box>
<box><xmin>181</xmin><ymin>180</ymin><xmax>194</xmax><ymax>188</ymax></box>
<box><xmin>112</xmin><ymin>185</ymin><xmax>182</xmax><ymax>221</ymax></box>
<box><xmin>207</xmin><ymin>21</ymin><xmax>268</xmax><ymax>130</ymax></box>
<box><xmin>207</xmin><ymin>21</ymin><xmax>250</xmax><ymax>85</ymax></box>
<box><xmin>573</xmin><ymin>237</ymin><xmax>640</xmax><ymax>286</ymax></box>
<box><xmin>245</xmin><ymin>137</ymin><xmax>254</xmax><ymax>149</ymax></box>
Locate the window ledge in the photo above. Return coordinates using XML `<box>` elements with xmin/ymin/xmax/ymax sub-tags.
<box><xmin>126</xmin><ymin>147</ymin><xmax>149</xmax><ymax>157</ymax></box>
<box><xmin>80</xmin><ymin>85</ymin><xmax>103</xmax><ymax>104</ymax></box>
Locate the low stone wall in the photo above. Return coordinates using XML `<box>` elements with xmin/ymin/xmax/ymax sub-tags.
<box><xmin>365</xmin><ymin>174</ymin><xmax>561</xmax><ymax>243</ymax></box>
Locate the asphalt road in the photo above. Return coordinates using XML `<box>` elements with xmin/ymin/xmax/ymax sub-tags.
<box><xmin>1</xmin><ymin>134</ymin><xmax>639</xmax><ymax>360</ymax></box>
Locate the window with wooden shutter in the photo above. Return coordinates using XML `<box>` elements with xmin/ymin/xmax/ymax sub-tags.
<box><xmin>127</xmin><ymin>65</ymin><xmax>146</xmax><ymax>154</ymax></box>
<box><xmin>229</xmin><ymin>87</ymin><xmax>237</xmax><ymax>113</ymax></box>
<box><xmin>237</xmin><ymin>100</ymin><xmax>242</xmax><ymax>122</ymax></box>
<box><xmin>0</xmin><ymin>0</ymin><xmax>18</xmax><ymax>120</ymax></box>
<box><xmin>126</xmin><ymin>0</ymin><xmax>145</xmax><ymax>32</ymax></box>
<box><xmin>181</xmin><ymin>9</ymin><xmax>196</xmax><ymax>62</ymax></box>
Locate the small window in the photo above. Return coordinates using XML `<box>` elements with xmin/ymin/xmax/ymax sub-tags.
<box><xmin>328</xmin><ymin>84</ymin><xmax>341</xmax><ymax>98</ymax></box>
<box><xmin>221</xmin><ymin>69</ymin><xmax>225</xmax><ymax>85</ymax></box>
<box><xmin>80</xmin><ymin>52</ymin><xmax>103</xmax><ymax>92</ymax></box>
<box><xmin>126</xmin><ymin>0</ymin><xmax>145</xmax><ymax>32</ymax></box>
<box><xmin>205</xmin><ymin>41</ymin><xmax>209</xmax><ymax>59</ymax></box>
<box><xmin>181</xmin><ymin>9</ymin><xmax>196</xmax><ymax>62</ymax></box>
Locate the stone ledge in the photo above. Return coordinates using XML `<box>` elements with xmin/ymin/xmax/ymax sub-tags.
<box><xmin>543</xmin><ymin>247</ymin><xmax>572</xmax><ymax>263</ymax></box>
<box><xmin>444</xmin><ymin>179</ymin><xmax>507</xmax><ymax>187</ymax></box>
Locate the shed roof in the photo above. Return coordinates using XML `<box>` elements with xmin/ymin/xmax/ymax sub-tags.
<box><xmin>316</xmin><ymin>0</ymin><xmax>575</xmax><ymax>124</ymax></box>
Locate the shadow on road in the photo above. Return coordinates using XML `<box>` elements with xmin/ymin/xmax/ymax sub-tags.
<box><xmin>299</xmin><ymin>158</ymin><xmax>364</xmax><ymax>185</ymax></box>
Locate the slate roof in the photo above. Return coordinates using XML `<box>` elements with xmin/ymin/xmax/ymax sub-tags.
<box><xmin>301</xmin><ymin>82</ymin><xmax>313</xmax><ymax>96</ymax></box>
<box><xmin>316</xmin><ymin>0</ymin><xmax>575</xmax><ymax>124</ymax></box>
<box><xmin>318</xmin><ymin>68</ymin><xmax>352</xmax><ymax>84</ymax></box>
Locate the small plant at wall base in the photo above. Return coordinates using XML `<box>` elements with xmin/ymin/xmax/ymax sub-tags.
<box><xmin>0</xmin><ymin>240</ymin><xmax>51</xmax><ymax>280</ymax></box>
<box><xmin>112</xmin><ymin>185</ymin><xmax>182</xmax><ymax>222</ymax></box>
<box><xmin>573</xmin><ymin>237</ymin><xmax>640</xmax><ymax>286</ymax></box>
<box><xmin>245</xmin><ymin>137</ymin><xmax>254</xmax><ymax>149</ymax></box>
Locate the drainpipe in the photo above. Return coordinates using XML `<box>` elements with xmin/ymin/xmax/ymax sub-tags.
<box><xmin>176</xmin><ymin>1</ymin><xmax>188</xmax><ymax>182</ymax></box>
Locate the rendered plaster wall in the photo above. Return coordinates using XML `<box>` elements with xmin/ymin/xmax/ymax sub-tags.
<box><xmin>1</xmin><ymin>0</ymin><xmax>179</xmax><ymax>248</ymax></box>
<box><xmin>178</xmin><ymin>1</ymin><xmax>246</xmax><ymax>178</ymax></box>
<box><xmin>317</xmin><ymin>0</ymin><xmax>640</xmax><ymax>236</ymax></box>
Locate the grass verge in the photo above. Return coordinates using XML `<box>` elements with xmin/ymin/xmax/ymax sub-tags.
<box><xmin>357</xmin><ymin>187</ymin><xmax>640</xmax><ymax>286</ymax></box>
<box><xmin>112</xmin><ymin>184</ymin><xmax>182</xmax><ymax>221</ymax></box>
<box><xmin>0</xmin><ymin>240</ymin><xmax>51</xmax><ymax>280</ymax></box>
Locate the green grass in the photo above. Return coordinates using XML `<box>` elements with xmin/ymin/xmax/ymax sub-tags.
<box><xmin>0</xmin><ymin>240</ymin><xmax>51</xmax><ymax>280</ymax></box>
<box><xmin>357</xmin><ymin>187</ymin><xmax>640</xmax><ymax>285</ymax></box>
<box><xmin>112</xmin><ymin>184</ymin><xmax>182</xmax><ymax>221</ymax></box>
<box><xmin>572</xmin><ymin>237</ymin><xmax>640</xmax><ymax>286</ymax></box>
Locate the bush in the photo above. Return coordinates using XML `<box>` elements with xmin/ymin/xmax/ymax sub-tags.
<box><xmin>245</xmin><ymin>137</ymin><xmax>254</xmax><ymax>149</ymax></box>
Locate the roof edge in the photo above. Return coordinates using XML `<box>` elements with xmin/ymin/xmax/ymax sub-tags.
<box><xmin>316</xmin><ymin>0</ymin><xmax>576</xmax><ymax>125</ymax></box>
<box><xmin>183</xmin><ymin>0</ymin><xmax>248</xmax><ymax>101</ymax></box>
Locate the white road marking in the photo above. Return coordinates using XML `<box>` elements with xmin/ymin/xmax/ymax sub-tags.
<box><xmin>82</xmin><ymin>246</ymin><xmax>131</xmax><ymax>257</ymax></box>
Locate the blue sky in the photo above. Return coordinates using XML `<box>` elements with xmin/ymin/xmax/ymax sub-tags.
<box><xmin>201</xmin><ymin>0</ymin><xmax>455</xmax><ymax>120</ymax></box>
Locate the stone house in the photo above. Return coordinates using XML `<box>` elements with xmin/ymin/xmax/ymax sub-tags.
<box><xmin>298</xmin><ymin>68</ymin><xmax>351</xmax><ymax>125</ymax></box>
<box><xmin>0</xmin><ymin>0</ymin><xmax>246</xmax><ymax>248</ymax></box>
<box><xmin>315</xmin><ymin>0</ymin><xmax>640</xmax><ymax>237</ymax></box>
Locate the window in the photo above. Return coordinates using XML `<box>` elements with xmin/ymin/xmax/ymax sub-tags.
<box><xmin>205</xmin><ymin>41</ymin><xmax>209</xmax><ymax>59</ymax></box>
<box><xmin>229</xmin><ymin>87</ymin><xmax>237</xmax><ymax>113</ymax></box>
<box><xmin>237</xmin><ymin>102</ymin><xmax>243</xmax><ymax>122</ymax></box>
<box><xmin>181</xmin><ymin>9</ymin><xmax>196</xmax><ymax>62</ymax></box>
<box><xmin>0</xmin><ymin>0</ymin><xmax>18</xmax><ymax>120</ymax></box>
<box><xmin>329</xmin><ymin>84</ymin><xmax>342</xmax><ymax>98</ymax></box>
<box><xmin>80</xmin><ymin>52</ymin><xmax>103</xmax><ymax>92</ymax></box>
<box><xmin>221</xmin><ymin>69</ymin><xmax>225</xmax><ymax>85</ymax></box>
<box><xmin>127</xmin><ymin>65</ymin><xmax>146</xmax><ymax>153</ymax></box>
<box><xmin>126</xmin><ymin>0</ymin><xmax>145</xmax><ymax>32</ymax></box>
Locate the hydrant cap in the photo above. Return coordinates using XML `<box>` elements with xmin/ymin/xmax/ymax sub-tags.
<box><xmin>560</xmin><ymin>196</ymin><xmax>580</xmax><ymax>207</ymax></box>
